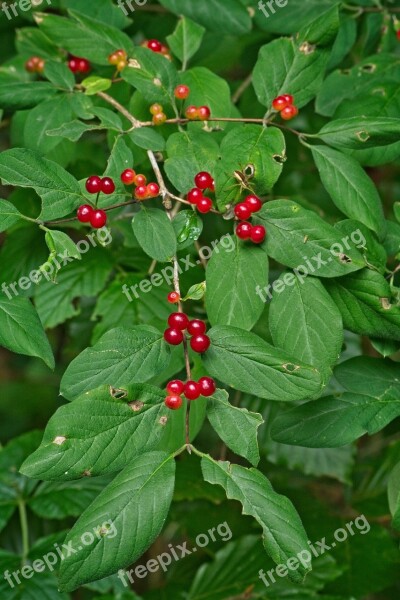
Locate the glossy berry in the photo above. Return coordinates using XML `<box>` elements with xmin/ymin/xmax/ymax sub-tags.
<box><xmin>121</xmin><ymin>169</ymin><xmax>136</xmax><ymax>185</ymax></box>
<box><xmin>153</xmin><ymin>112</ymin><xmax>167</xmax><ymax>126</ymax></box>
<box><xmin>197</xmin><ymin>197</ymin><xmax>213</xmax><ymax>214</ymax></box>
<box><xmin>101</xmin><ymin>177</ymin><xmax>115</xmax><ymax>195</ymax></box>
<box><xmin>187</xmin><ymin>188</ymin><xmax>203</xmax><ymax>204</ymax></box>
<box><xmin>108</xmin><ymin>49</ymin><xmax>127</xmax><ymax>65</ymax></box>
<box><xmin>272</xmin><ymin>95</ymin><xmax>293</xmax><ymax>111</ymax></box>
<box><xmin>86</xmin><ymin>175</ymin><xmax>102</xmax><ymax>194</ymax></box>
<box><xmin>281</xmin><ymin>105</ymin><xmax>299</xmax><ymax>121</ymax></box>
<box><xmin>77</xmin><ymin>205</ymin><xmax>93</xmax><ymax>223</ymax></box>
<box><xmin>184</xmin><ymin>381</ymin><xmax>201</xmax><ymax>401</ymax></box>
<box><xmin>165</xmin><ymin>395</ymin><xmax>183</xmax><ymax>410</ymax></box>
<box><xmin>185</xmin><ymin>106</ymin><xmax>199</xmax><ymax>120</ymax></box>
<box><xmin>282</xmin><ymin>94</ymin><xmax>294</xmax><ymax>104</ymax></box>
<box><xmin>147</xmin><ymin>39</ymin><xmax>163</xmax><ymax>53</ymax></box>
<box><xmin>116</xmin><ymin>59</ymin><xmax>127</xmax><ymax>72</ymax></box>
<box><xmin>198</xmin><ymin>377</ymin><xmax>216</xmax><ymax>397</ymax></box>
<box><xmin>167</xmin><ymin>291</ymin><xmax>180</xmax><ymax>304</ymax></box>
<box><xmin>167</xmin><ymin>380</ymin><xmax>185</xmax><ymax>395</ymax></box>
<box><xmin>250</xmin><ymin>225</ymin><xmax>266</xmax><ymax>244</ymax></box>
<box><xmin>194</xmin><ymin>171</ymin><xmax>214</xmax><ymax>190</ymax></box>
<box><xmin>244</xmin><ymin>195</ymin><xmax>262</xmax><ymax>213</ymax></box>
<box><xmin>135</xmin><ymin>185</ymin><xmax>148</xmax><ymax>200</ymax></box>
<box><xmin>175</xmin><ymin>85</ymin><xmax>190</xmax><ymax>100</ymax></box>
<box><xmin>147</xmin><ymin>183</ymin><xmax>160</xmax><ymax>197</ymax></box>
<box><xmin>397</xmin><ymin>29</ymin><xmax>400</xmax><ymax>41</ymax></box>
<box><xmin>236</xmin><ymin>221</ymin><xmax>252</xmax><ymax>240</ymax></box>
<box><xmin>168</xmin><ymin>312</ymin><xmax>189</xmax><ymax>330</ymax></box>
<box><xmin>164</xmin><ymin>328</ymin><xmax>184</xmax><ymax>345</ymax></box>
<box><xmin>234</xmin><ymin>203</ymin><xmax>252</xmax><ymax>221</ymax></box>
<box><xmin>134</xmin><ymin>174</ymin><xmax>147</xmax><ymax>187</ymax></box>
<box><xmin>150</xmin><ymin>103</ymin><xmax>163</xmax><ymax>116</ymax></box>
<box><xmin>68</xmin><ymin>58</ymin><xmax>79</xmax><ymax>73</ymax></box>
<box><xmin>25</xmin><ymin>56</ymin><xmax>44</xmax><ymax>73</ymax></box>
<box><xmin>190</xmin><ymin>334</ymin><xmax>211</xmax><ymax>353</ymax></box>
<box><xmin>90</xmin><ymin>210</ymin><xmax>107</xmax><ymax>229</ymax></box>
<box><xmin>78</xmin><ymin>58</ymin><xmax>91</xmax><ymax>73</ymax></box>
<box><xmin>198</xmin><ymin>106</ymin><xmax>211</xmax><ymax>121</ymax></box>
<box><xmin>187</xmin><ymin>319</ymin><xmax>206</xmax><ymax>336</ymax></box>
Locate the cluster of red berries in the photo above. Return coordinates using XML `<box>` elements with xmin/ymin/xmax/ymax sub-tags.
<box><xmin>187</xmin><ymin>172</ymin><xmax>215</xmax><ymax>214</ymax></box>
<box><xmin>68</xmin><ymin>56</ymin><xmax>91</xmax><ymax>74</ymax></box>
<box><xmin>108</xmin><ymin>49</ymin><xmax>128</xmax><ymax>72</ymax></box>
<box><xmin>272</xmin><ymin>94</ymin><xmax>298</xmax><ymax>121</ymax></box>
<box><xmin>164</xmin><ymin>313</ymin><xmax>211</xmax><ymax>353</ymax></box>
<box><xmin>25</xmin><ymin>56</ymin><xmax>45</xmax><ymax>73</ymax></box>
<box><xmin>143</xmin><ymin>39</ymin><xmax>171</xmax><ymax>59</ymax></box>
<box><xmin>120</xmin><ymin>170</ymin><xmax>160</xmax><ymax>200</ymax></box>
<box><xmin>164</xmin><ymin>376</ymin><xmax>216</xmax><ymax>409</ymax></box>
<box><xmin>150</xmin><ymin>103</ymin><xmax>167</xmax><ymax>126</ymax></box>
<box><xmin>234</xmin><ymin>195</ymin><xmax>266</xmax><ymax>244</ymax></box>
<box><xmin>185</xmin><ymin>105</ymin><xmax>211</xmax><ymax>121</ymax></box>
<box><xmin>76</xmin><ymin>176</ymin><xmax>116</xmax><ymax>228</ymax></box>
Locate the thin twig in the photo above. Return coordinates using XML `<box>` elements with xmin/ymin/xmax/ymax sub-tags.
<box><xmin>232</xmin><ymin>73</ymin><xmax>253</xmax><ymax>104</ymax></box>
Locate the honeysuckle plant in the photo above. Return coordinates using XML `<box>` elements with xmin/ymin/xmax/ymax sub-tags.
<box><xmin>0</xmin><ymin>1</ymin><xmax>400</xmax><ymax>599</ymax></box>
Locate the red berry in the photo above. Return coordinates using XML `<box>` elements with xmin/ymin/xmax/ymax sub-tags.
<box><xmin>236</xmin><ymin>221</ymin><xmax>252</xmax><ymax>240</ymax></box>
<box><xmin>281</xmin><ymin>105</ymin><xmax>299</xmax><ymax>121</ymax></box>
<box><xmin>86</xmin><ymin>175</ymin><xmax>102</xmax><ymax>194</ymax></box>
<box><xmin>397</xmin><ymin>30</ymin><xmax>400</xmax><ymax>41</ymax></box>
<box><xmin>209</xmin><ymin>179</ymin><xmax>215</xmax><ymax>193</ymax></box>
<box><xmin>147</xmin><ymin>39</ymin><xmax>162</xmax><ymax>53</ymax></box>
<box><xmin>185</xmin><ymin>106</ymin><xmax>199</xmax><ymax>120</ymax></box>
<box><xmin>190</xmin><ymin>334</ymin><xmax>211</xmax><ymax>353</ymax></box>
<box><xmin>90</xmin><ymin>210</ymin><xmax>107</xmax><ymax>229</ymax></box>
<box><xmin>197</xmin><ymin>197</ymin><xmax>213</xmax><ymax>214</ymax></box>
<box><xmin>244</xmin><ymin>195</ymin><xmax>262</xmax><ymax>213</ymax></box>
<box><xmin>166</xmin><ymin>380</ymin><xmax>185</xmax><ymax>395</ymax></box>
<box><xmin>68</xmin><ymin>58</ymin><xmax>79</xmax><ymax>73</ymax></box>
<box><xmin>147</xmin><ymin>183</ymin><xmax>160</xmax><ymax>197</ymax></box>
<box><xmin>282</xmin><ymin>94</ymin><xmax>294</xmax><ymax>104</ymax></box>
<box><xmin>194</xmin><ymin>172</ymin><xmax>214</xmax><ymax>190</ymax></box>
<box><xmin>187</xmin><ymin>188</ymin><xmax>203</xmax><ymax>204</ymax></box>
<box><xmin>272</xmin><ymin>95</ymin><xmax>291</xmax><ymax>111</ymax></box>
<box><xmin>78</xmin><ymin>58</ymin><xmax>91</xmax><ymax>73</ymax></box>
<box><xmin>165</xmin><ymin>395</ymin><xmax>183</xmax><ymax>410</ymax></box>
<box><xmin>174</xmin><ymin>85</ymin><xmax>190</xmax><ymax>100</ymax></box>
<box><xmin>164</xmin><ymin>328</ymin><xmax>184</xmax><ymax>345</ymax></box>
<box><xmin>250</xmin><ymin>225</ymin><xmax>266</xmax><ymax>244</ymax></box>
<box><xmin>121</xmin><ymin>169</ymin><xmax>136</xmax><ymax>185</ymax></box>
<box><xmin>168</xmin><ymin>312</ymin><xmax>189</xmax><ymax>330</ymax></box>
<box><xmin>101</xmin><ymin>177</ymin><xmax>115</xmax><ymax>195</ymax></box>
<box><xmin>198</xmin><ymin>106</ymin><xmax>211</xmax><ymax>120</ymax></box>
<box><xmin>135</xmin><ymin>185</ymin><xmax>148</xmax><ymax>200</ymax></box>
<box><xmin>187</xmin><ymin>319</ymin><xmax>206</xmax><ymax>335</ymax></box>
<box><xmin>198</xmin><ymin>377</ymin><xmax>216</xmax><ymax>397</ymax></box>
<box><xmin>234</xmin><ymin>203</ymin><xmax>252</xmax><ymax>221</ymax></box>
<box><xmin>134</xmin><ymin>174</ymin><xmax>147</xmax><ymax>186</ymax></box>
<box><xmin>184</xmin><ymin>381</ymin><xmax>201</xmax><ymax>401</ymax></box>
<box><xmin>77</xmin><ymin>204</ymin><xmax>93</xmax><ymax>223</ymax></box>
<box><xmin>167</xmin><ymin>292</ymin><xmax>180</xmax><ymax>304</ymax></box>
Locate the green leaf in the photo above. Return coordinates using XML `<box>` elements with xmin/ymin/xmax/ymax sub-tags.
<box><xmin>269</xmin><ymin>275</ymin><xmax>343</xmax><ymax>382</ymax></box>
<box><xmin>0</xmin><ymin>571</ymin><xmax>69</xmax><ymax>600</ymax></box>
<box><xmin>215</xmin><ymin>125</ymin><xmax>286</xmax><ymax>210</ymax></box>
<box><xmin>82</xmin><ymin>75</ymin><xmax>112</xmax><ymax>95</ymax></box>
<box><xmin>324</xmin><ymin>269</ymin><xmax>400</xmax><ymax>341</ymax></box>
<box><xmin>316</xmin><ymin>118</ymin><xmax>400</xmax><ymax>150</ymax></box>
<box><xmin>254</xmin><ymin>200</ymin><xmax>365</xmax><ymax>277</ymax></box>
<box><xmin>206</xmin><ymin>235</ymin><xmax>269</xmax><ymax>329</ymax></box>
<box><xmin>167</xmin><ymin>16</ymin><xmax>205</xmax><ymax>66</ymax></box>
<box><xmin>297</xmin><ymin>4</ymin><xmax>340</xmax><ymax>46</ymax></box>
<box><xmin>182</xmin><ymin>282</ymin><xmax>206</xmax><ymax>302</ymax></box>
<box><xmin>47</xmin><ymin>120</ymin><xmax>101</xmax><ymax>142</ymax></box>
<box><xmin>254</xmin><ymin>0</ymin><xmax>335</xmax><ymax>34</ymax></box>
<box><xmin>0</xmin><ymin>296</ymin><xmax>54</xmax><ymax>369</ymax></box>
<box><xmin>172</xmin><ymin>209</ymin><xmax>203</xmax><ymax>250</ymax></box>
<box><xmin>334</xmin><ymin>219</ymin><xmax>387</xmax><ymax>273</ymax></box>
<box><xmin>181</xmin><ymin>67</ymin><xmax>233</xmax><ymax>125</ymax></box>
<box><xmin>45</xmin><ymin>230</ymin><xmax>81</xmax><ymax>261</ymax></box>
<box><xmin>132</xmin><ymin>207</ymin><xmax>177</xmax><ymax>263</ymax></box>
<box><xmin>61</xmin><ymin>0</ymin><xmax>131</xmax><ymax>29</ymax></box>
<box><xmin>207</xmin><ymin>390</ymin><xmax>263</xmax><ymax>466</ymax></box>
<box><xmin>58</xmin><ymin>452</ymin><xmax>175</xmax><ymax>591</ymax></box>
<box><xmin>165</xmin><ymin>130</ymin><xmax>220</xmax><ymax>194</ymax></box>
<box><xmin>201</xmin><ymin>455</ymin><xmax>311</xmax><ymax>582</ymax></box>
<box><xmin>43</xmin><ymin>60</ymin><xmax>75</xmax><ymax>90</ymax></box>
<box><xmin>271</xmin><ymin>357</ymin><xmax>400</xmax><ymax>447</ymax></box>
<box><xmin>60</xmin><ymin>326</ymin><xmax>171</xmax><ymax>400</ymax></box>
<box><xmin>129</xmin><ymin>128</ymin><xmax>166</xmax><ymax>151</ymax></box>
<box><xmin>121</xmin><ymin>47</ymin><xmax>178</xmax><ymax>104</ymax></box>
<box><xmin>202</xmin><ymin>325</ymin><xmax>323</xmax><ymax>401</ymax></box>
<box><xmin>24</xmin><ymin>96</ymin><xmax>74</xmax><ymax>155</ymax></box>
<box><xmin>21</xmin><ymin>384</ymin><xmax>173</xmax><ymax>480</ymax></box>
<box><xmin>35</xmin><ymin>10</ymin><xmax>134</xmax><ymax>65</ymax></box>
<box><xmin>0</xmin><ymin>200</ymin><xmax>23</xmax><ymax>232</ymax></box>
<box><xmin>0</xmin><ymin>76</ymin><xmax>57</xmax><ymax>109</ymax></box>
<box><xmin>0</xmin><ymin>148</ymin><xmax>82</xmax><ymax>220</ymax></box>
<box><xmin>159</xmin><ymin>0</ymin><xmax>251</xmax><ymax>35</ymax></box>
<box><xmin>252</xmin><ymin>38</ymin><xmax>329</xmax><ymax>109</ymax></box>
<box><xmin>370</xmin><ymin>338</ymin><xmax>400</xmax><ymax>358</ymax></box>
<box><xmin>388</xmin><ymin>461</ymin><xmax>400</xmax><ymax>530</ymax></box>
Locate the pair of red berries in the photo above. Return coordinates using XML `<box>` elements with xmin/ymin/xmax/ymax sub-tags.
<box><xmin>120</xmin><ymin>170</ymin><xmax>160</xmax><ymax>199</ymax></box>
<box><xmin>164</xmin><ymin>376</ymin><xmax>216</xmax><ymax>409</ymax></box>
<box><xmin>272</xmin><ymin>94</ymin><xmax>298</xmax><ymax>121</ymax></box>
<box><xmin>77</xmin><ymin>205</ymin><xmax>107</xmax><ymax>228</ymax></box>
<box><xmin>185</xmin><ymin>106</ymin><xmax>211</xmax><ymax>121</ymax></box>
<box><xmin>25</xmin><ymin>56</ymin><xmax>45</xmax><ymax>73</ymax></box>
<box><xmin>187</xmin><ymin>172</ymin><xmax>215</xmax><ymax>214</ymax></box>
<box><xmin>144</xmin><ymin>39</ymin><xmax>171</xmax><ymax>58</ymax></box>
<box><xmin>68</xmin><ymin>56</ymin><xmax>91</xmax><ymax>74</ymax></box>
<box><xmin>86</xmin><ymin>175</ymin><xmax>116</xmax><ymax>195</ymax></box>
<box><xmin>164</xmin><ymin>313</ymin><xmax>211</xmax><ymax>353</ymax></box>
<box><xmin>234</xmin><ymin>195</ymin><xmax>266</xmax><ymax>244</ymax></box>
